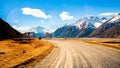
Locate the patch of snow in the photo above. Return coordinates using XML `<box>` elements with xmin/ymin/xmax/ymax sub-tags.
<box><xmin>101</xmin><ymin>19</ymin><xmax>107</xmax><ymax>23</ymax></box>
<box><xmin>74</xmin><ymin>18</ymin><xmax>87</xmax><ymax>28</ymax></box>
<box><xmin>73</xmin><ymin>17</ymin><xmax>105</xmax><ymax>29</ymax></box>
<box><xmin>95</xmin><ymin>22</ymin><xmax>102</xmax><ymax>27</ymax></box>
<box><xmin>109</xmin><ymin>13</ymin><xmax>120</xmax><ymax>23</ymax></box>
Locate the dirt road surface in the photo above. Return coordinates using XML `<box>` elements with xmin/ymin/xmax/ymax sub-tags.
<box><xmin>31</xmin><ymin>39</ymin><xmax>120</xmax><ymax>68</ymax></box>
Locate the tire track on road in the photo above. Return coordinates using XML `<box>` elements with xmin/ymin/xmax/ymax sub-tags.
<box><xmin>32</xmin><ymin>40</ymin><xmax>120</xmax><ymax>68</ymax></box>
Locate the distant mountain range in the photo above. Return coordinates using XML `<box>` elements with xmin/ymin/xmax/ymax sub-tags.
<box><xmin>53</xmin><ymin>13</ymin><xmax>120</xmax><ymax>38</ymax></box>
<box><xmin>53</xmin><ymin>16</ymin><xmax>107</xmax><ymax>38</ymax></box>
<box><xmin>0</xmin><ymin>18</ymin><xmax>22</xmax><ymax>39</ymax></box>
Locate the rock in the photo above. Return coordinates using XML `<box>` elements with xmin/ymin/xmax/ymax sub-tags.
<box><xmin>22</xmin><ymin>50</ymin><xmax>26</xmax><ymax>53</ymax></box>
<box><xmin>0</xmin><ymin>51</ymin><xmax>5</xmax><ymax>54</ymax></box>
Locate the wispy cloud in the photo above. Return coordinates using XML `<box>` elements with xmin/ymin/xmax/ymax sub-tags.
<box><xmin>100</xmin><ymin>12</ymin><xmax>118</xmax><ymax>16</ymax></box>
<box><xmin>48</xmin><ymin>15</ymin><xmax>52</xmax><ymax>18</ymax></box>
<box><xmin>21</xmin><ymin>7</ymin><xmax>51</xmax><ymax>19</ymax></box>
<box><xmin>13</xmin><ymin>20</ymin><xmax>19</xmax><ymax>23</ymax></box>
<box><xmin>12</xmin><ymin>25</ymin><xmax>51</xmax><ymax>33</ymax></box>
<box><xmin>59</xmin><ymin>11</ymin><xmax>74</xmax><ymax>20</ymax></box>
<box><xmin>12</xmin><ymin>25</ymin><xmax>37</xmax><ymax>33</ymax></box>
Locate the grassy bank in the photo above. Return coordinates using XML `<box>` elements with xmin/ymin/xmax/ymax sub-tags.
<box><xmin>0</xmin><ymin>39</ymin><xmax>53</xmax><ymax>68</ymax></box>
<box><xmin>79</xmin><ymin>38</ymin><xmax>120</xmax><ymax>50</ymax></box>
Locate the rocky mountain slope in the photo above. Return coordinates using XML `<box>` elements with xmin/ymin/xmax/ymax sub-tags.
<box><xmin>98</xmin><ymin>24</ymin><xmax>120</xmax><ymax>38</ymax></box>
<box><xmin>0</xmin><ymin>18</ymin><xmax>22</xmax><ymax>39</ymax></box>
<box><xmin>89</xmin><ymin>13</ymin><xmax>120</xmax><ymax>38</ymax></box>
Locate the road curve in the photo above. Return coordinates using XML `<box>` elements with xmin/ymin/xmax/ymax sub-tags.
<box><xmin>33</xmin><ymin>39</ymin><xmax>120</xmax><ymax>68</ymax></box>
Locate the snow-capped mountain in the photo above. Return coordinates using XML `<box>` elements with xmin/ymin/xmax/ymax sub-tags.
<box><xmin>36</xmin><ymin>26</ymin><xmax>50</xmax><ymax>34</ymax></box>
<box><xmin>72</xmin><ymin>17</ymin><xmax>107</xmax><ymax>28</ymax></box>
<box><xmin>89</xmin><ymin>13</ymin><xmax>120</xmax><ymax>38</ymax></box>
<box><xmin>35</xmin><ymin>26</ymin><xmax>51</xmax><ymax>37</ymax></box>
<box><xmin>109</xmin><ymin>13</ymin><xmax>120</xmax><ymax>23</ymax></box>
<box><xmin>53</xmin><ymin>16</ymin><xmax>107</xmax><ymax>38</ymax></box>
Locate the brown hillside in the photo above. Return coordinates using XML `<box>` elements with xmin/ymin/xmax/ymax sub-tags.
<box><xmin>89</xmin><ymin>13</ymin><xmax>120</xmax><ymax>38</ymax></box>
<box><xmin>98</xmin><ymin>24</ymin><xmax>120</xmax><ymax>38</ymax></box>
<box><xmin>0</xmin><ymin>18</ymin><xmax>22</xmax><ymax>39</ymax></box>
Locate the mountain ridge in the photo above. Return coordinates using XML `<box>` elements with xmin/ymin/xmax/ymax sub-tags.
<box><xmin>53</xmin><ymin>16</ymin><xmax>107</xmax><ymax>38</ymax></box>
<box><xmin>0</xmin><ymin>18</ymin><xmax>22</xmax><ymax>39</ymax></box>
<box><xmin>89</xmin><ymin>13</ymin><xmax>120</xmax><ymax>38</ymax></box>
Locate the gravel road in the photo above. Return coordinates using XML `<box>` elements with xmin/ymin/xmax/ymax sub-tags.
<box><xmin>32</xmin><ymin>39</ymin><xmax>120</xmax><ymax>68</ymax></box>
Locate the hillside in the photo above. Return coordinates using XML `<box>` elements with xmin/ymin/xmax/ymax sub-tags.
<box><xmin>98</xmin><ymin>24</ymin><xmax>120</xmax><ymax>38</ymax></box>
<box><xmin>89</xmin><ymin>13</ymin><xmax>120</xmax><ymax>38</ymax></box>
<box><xmin>0</xmin><ymin>18</ymin><xmax>22</xmax><ymax>39</ymax></box>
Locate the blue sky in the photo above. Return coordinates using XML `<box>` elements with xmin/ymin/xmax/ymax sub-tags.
<box><xmin>0</xmin><ymin>0</ymin><xmax>120</xmax><ymax>33</ymax></box>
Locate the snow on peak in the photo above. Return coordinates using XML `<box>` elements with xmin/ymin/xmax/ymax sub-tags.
<box><xmin>95</xmin><ymin>22</ymin><xmax>102</xmax><ymax>27</ymax></box>
<box><xmin>73</xmin><ymin>16</ymin><xmax>106</xmax><ymax>28</ymax></box>
<box><xmin>36</xmin><ymin>26</ymin><xmax>51</xmax><ymax>34</ymax></box>
<box><xmin>109</xmin><ymin>13</ymin><xmax>120</xmax><ymax>23</ymax></box>
<box><xmin>73</xmin><ymin>18</ymin><xmax>87</xmax><ymax>28</ymax></box>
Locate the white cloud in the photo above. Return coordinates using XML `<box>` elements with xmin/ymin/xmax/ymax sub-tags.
<box><xmin>59</xmin><ymin>11</ymin><xmax>74</xmax><ymax>20</ymax></box>
<box><xmin>12</xmin><ymin>25</ymin><xmax>51</xmax><ymax>34</ymax></box>
<box><xmin>12</xmin><ymin>25</ymin><xmax>37</xmax><ymax>33</ymax></box>
<box><xmin>100</xmin><ymin>12</ymin><xmax>118</xmax><ymax>16</ymax></box>
<box><xmin>48</xmin><ymin>15</ymin><xmax>52</xmax><ymax>18</ymax></box>
<box><xmin>13</xmin><ymin>20</ymin><xmax>19</xmax><ymax>23</ymax></box>
<box><xmin>21</xmin><ymin>7</ymin><xmax>51</xmax><ymax>19</ymax></box>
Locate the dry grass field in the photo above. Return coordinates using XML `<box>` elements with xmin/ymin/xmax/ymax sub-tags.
<box><xmin>79</xmin><ymin>38</ymin><xmax>120</xmax><ymax>50</ymax></box>
<box><xmin>0</xmin><ymin>39</ymin><xmax>53</xmax><ymax>68</ymax></box>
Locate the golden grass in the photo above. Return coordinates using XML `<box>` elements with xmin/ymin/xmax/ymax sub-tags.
<box><xmin>0</xmin><ymin>39</ymin><xmax>53</xmax><ymax>68</ymax></box>
<box><xmin>79</xmin><ymin>38</ymin><xmax>120</xmax><ymax>50</ymax></box>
